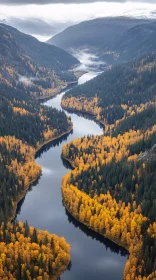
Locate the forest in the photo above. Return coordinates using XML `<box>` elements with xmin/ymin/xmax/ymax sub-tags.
<box><xmin>61</xmin><ymin>53</ymin><xmax>156</xmax><ymax>279</ymax></box>
<box><xmin>0</xmin><ymin>59</ymin><xmax>72</xmax><ymax>277</ymax></box>
<box><xmin>0</xmin><ymin>221</ymin><xmax>70</xmax><ymax>279</ymax></box>
<box><xmin>62</xmin><ymin>53</ymin><xmax>156</xmax><ymax>132</ymax></box>
<box><xmin>0</xmin><ymin>82</ymin><xmax>72</xmax><ymax>147</ymax></box>
<box><xmin>1</xmin><ymin>18</ymin><xmax>156</xmax><ymax>280</ymax></box>
<box><xmin>0</xmin><ymin>23</ymin><xmax>78</xmax><ymax>100</ymax></box>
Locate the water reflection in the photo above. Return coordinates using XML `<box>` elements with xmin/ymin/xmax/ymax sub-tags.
<box><xmin>16</xmin><ymin>71</ymin><xmax>128</xmax><ymax>280</ymax></box>
<box><xmin>36</xmin><ymin>110</ymin><xmax>104</xmax><ymax>160</ymax></box>
<box><xmin>36</xmin><ymin>130</ymin><xmax>73</xmax><ymax>159</ymax></box>
<box><xmin>64</xmin><ymin>108</ymin><xmax>104</xmax><ymax>129</ymax></box>
<box><xmin>65</xmin><ymin>209</ymin><xmax>128</xmax><ymax>257</ymax></box>
<box><xmin>14</xmin><ymin>177</ymin><xmax>41</xmax><ymax>219</ymax></box>
<box><xmin>40</xmin><ymin>82</ymin><xmax>78</xmax><ymax>103</ymax></box>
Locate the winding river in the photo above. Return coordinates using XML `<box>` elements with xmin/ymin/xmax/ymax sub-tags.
<box><xmin>16</xmin><ymin>71</ymin><xmax>128</xmax><ymax>280</ymax></box>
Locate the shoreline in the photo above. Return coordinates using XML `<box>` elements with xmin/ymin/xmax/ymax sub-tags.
<box><xmin>36</xmin><ymin>125</ymin><xmax>73</xmax><ymax>152</ymax></box>
<box><xmin>36</xmin><ymin>69</ymin><xmax>87</xmax><ymax>102</ymax></box>
<box><xmin>61</xmin><ymin>109</ymin><xmax>129</xmax><ymax>253</ymax></box>
<box><xmin>61</xmin><ymin>155</ymin><xmax>129</xmax><ymax>252</ymax></box>
<box><xmin>9</xmin><ymin>125</ymin><xmax>73</xmax><ymax>223</ymax></box>
<box><xmin>62</xmin><ymin>155</ymin><xmax>77</xmax><ymax>169</ymax></box>
<box><xmin>36</xmin><ymin>81</ymin><xmax>78</xmax><ymax>101</ymax></box>
<box><xmin>65</xmin><ymin>201</ymin><xmax>129</xmax><ymax>252</ymax></box>
<box><xmin>61</xmin><ymin>104</ymin><xmax>105</xmax><ymax>128</ymax></box>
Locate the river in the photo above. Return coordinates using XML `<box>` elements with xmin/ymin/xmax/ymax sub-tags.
<box><xmin>16</xmin><ymin>71</ymin><xmax>128</xmax><ymax>280</ymax></box>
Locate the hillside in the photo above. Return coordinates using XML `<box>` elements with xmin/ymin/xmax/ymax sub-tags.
<box><xmin>0</xmin><ymin>23</ymin><xmax>79</xmax><ymax>99</ymax></box>
<box><xmin>0</xmin><ymin>80</ymin><xmax>72</xmax><ymax>222</ymax></box>
<box><xmin>0</xmin><ymin>16</ymin><xmax>74</xmax><ymax>39</ymax></box>
<box><xmin>62</xmin><ymin>52</ymin><xmax>156</xmax><ymax>129</ymax></box>
<box><xmin>1</xmin><ymin>17</ymin><xmax>55</xmax><ymax>37</ymax></box>
<box><xmin>0</xmin><ymin>23</ymin><xmax>75</xmax><ymax>279</ymax></box>
<box><xmin>61</xmin><ymin>53</ymin><xmax>156</xmax><ymax>279</ymax></box>
<box><xmin>115</xmin><ymin>21</ymin><xmax>156</xmax><ymax>63</ymax></box>
<box><xmin>49</xmin><ymin>17</ymin><xmax>155</xmax><ymax>65</ymax></box>
<box><xmin>0</xmin><ymin>57</ymin><xmax>72</xmax><ymax>278</ymax></box>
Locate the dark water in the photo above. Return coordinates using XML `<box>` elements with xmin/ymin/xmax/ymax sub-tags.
<box><xmin>16</xmin><ymin>71</ymin><xmax>128</xmax><ymax>280</ymax></box>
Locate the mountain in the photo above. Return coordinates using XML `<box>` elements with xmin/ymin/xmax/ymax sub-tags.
<box><xmin>0</xmin><ymin>23</ymin><xmax>78</xmax><ymax>69</ymax></box>
<box><xmin>0</xmin><ymin>16</ymin><xmax>74</xmax><ymax>41</ymax></box>
<box><xmin>48</xmin><ymin>17</ymin><xmax>148</xmax><ymax>50</ymax></box>
<box><xmin>114</xmin><ymin>21</ymin><xmax>156</xmax><ymax>63</ymax></box>
<box><xmin>0</xmin><ymin>17</ymin><xmax>55</xmax><ymax>37</ymax></box>
<box><xmin>48</xmin><ymin>17</ymin><xmax>155</xmax><ymax>65</ymax></box>
<box><xmin>0</xmin><ymin>23</ymin><xmax>79</xmax><ymax>99</ymax></box>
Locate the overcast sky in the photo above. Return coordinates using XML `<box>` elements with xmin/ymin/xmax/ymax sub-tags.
<box><xmin>0</xmin><ymin>0</ymin><xmax>156</xmax><ymax>4</ymax></box>
<box><xmin>0</xmin><ymin>1</ymin><xmax>155</xmax><ymax>22</ymax></box>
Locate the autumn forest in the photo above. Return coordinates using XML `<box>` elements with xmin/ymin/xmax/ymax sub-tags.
<box><xmin>61</xmin><ymin>53</ymin><xmax>156</xmax><ymax>279</ymax></box>
<box><xmin>0</xmin><ymin>13</ymin><xmax>156</xmax><ymax>280</ymax></box>
<box><xmin>0</xmin><ymin>23</ymin><xmax>76</xmax><ymax>279</ymax></box>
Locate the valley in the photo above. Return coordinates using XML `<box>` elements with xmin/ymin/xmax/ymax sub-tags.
<box><xmin>0</xmin><ymin>7</ymin><xmax>156</xmax><ymax>279</ymax></box>
<box><xmin>16</xmin><ymin>72</ymin><xmax>128</xmax><ymax>280</ymax></box>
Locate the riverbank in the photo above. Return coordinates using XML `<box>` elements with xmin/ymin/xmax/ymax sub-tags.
<box><xmin>61</xmin><ymin>104</ymin><xmax>105</xmax><ymax>128</ymax></box>
<box><xmin>16</xmin><ymin>70</ymin><xmax>127</xmax><ymax>280</ymax></box>
<box><xmin>9</xmin><ymin>125</ymin><xmax>73</xmax><ymax>223</ymax></box>
<box><xmin>65</xmin><ymin>198</ymin><xmax>129</xmax><ymax>252</ymax></box>
<box><xmin>36</xmin><ymin>125</ymin><xmax>73</xmax><ymax>152</ymax></box>
<box><xmin>61</xmin><ymin>155</ymin><xmax>129</xmax><ymax>253</ymax></box>
<box><xmin>36</xmin><ymin>70</ymin><xmax>86</xmax><ymax>101</ymax></box>
<box><xmin>36</xmin><ymin>81</ymin><xmax>78</xmax><ymax>101</ymax></box>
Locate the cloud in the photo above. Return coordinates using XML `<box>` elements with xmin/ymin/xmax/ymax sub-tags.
<box><xmin>0</xmin><ymin>0</ymin><xmax>156</xmax><ymax>5</ymax></box>
<box><xmin>18</xmin><ymin>76</ymin><xmax>38</xmax><ymax>86</ymax></box>
<box><xmin>0</xmin><ymin>1</ymin><xmax>155</xmax><ymax>27</ymax></box>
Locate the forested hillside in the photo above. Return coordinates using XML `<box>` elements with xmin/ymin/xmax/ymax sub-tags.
<box><xmin>49</xmin><ymin>17</ymin><xmax>155</xmax><ymax>65</ymax></box>
<box><xmin>0</xmin><ymin>23</ymin><xmax>79</xmax><ymax>99</ymax></box>
<box><xmin>61</xmin><ymin>53</ymin><xmax>156</xmax><ymax>279</ymax></box>
<box><xmin>62</xmin><ymin>53</ymin><xmax>156</xmax><ymax>133</ymax></box>
<box><xmin>0</xmin><ymin>46</ymin><xmax>73</xmax><ymax>277</ymax></box>
<box><xmin>0</xmin><ymin>81</ymin><xmax>72</xmax><ymax>222</ymax></box>
<box><xmin>115</xmin><ymin>21</ymin><xmax>156</xmax><ymax>63</ymax></box>
<box><xmin>49</xmin><ymin>17</ymin><xmax>148</xmax><ymax>50</ymax></box>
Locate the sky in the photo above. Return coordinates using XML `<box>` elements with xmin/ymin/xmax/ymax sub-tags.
<box><xmin>0</xmin><ymin>0</ymin><xmax>156</xmax><ymax>4</ymax></box>
<box><xmin>0</xmin><ymin>1</ymin><xmax>156</xmax><ymax>23</ymax></box>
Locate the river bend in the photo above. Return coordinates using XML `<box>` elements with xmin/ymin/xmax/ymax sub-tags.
<box><xmin>16</xmin><ymin>71</ymin><xmax>127</xmax><ymax>280</ymax></box>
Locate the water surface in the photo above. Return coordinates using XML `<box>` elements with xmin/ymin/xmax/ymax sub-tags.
<box><xmin>16</xmin><ymin>72</ymin><xmax>127</xmax><ymax>280</ymax></box>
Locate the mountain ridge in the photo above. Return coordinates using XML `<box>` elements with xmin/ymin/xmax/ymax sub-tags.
<box><xmin>0</xmin><ymin>23</ymin><xmax>79</xmax><ymax>99</ymax></box>
<box><xmin>48</xmin><ymin>16</ymin><xmax>156</xmax><ymax>65</ymax></box>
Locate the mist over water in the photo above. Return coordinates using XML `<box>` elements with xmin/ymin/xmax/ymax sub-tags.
<box><xmin>72</xmin><ymin>48</ymin><xmax>106</xmax><ymax>71</ymax></box>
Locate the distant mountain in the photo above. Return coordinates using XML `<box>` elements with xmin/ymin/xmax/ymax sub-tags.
<box><xmin>0</xmin><ymin>23</ymin><xmax>78</xmax><ymax>69</ymax></box>
<box><xmin>0</xmin><ymin>23</ymin><xmax>79</xmax><ymax>99</ymax></box>
<box><xmin>48</xmin><ymin>17</ymin><xmax>150</xmax><ymax>50</ymax></box>
<box><xmin>0</xmin><ymin>16</ymin><xmax>74</xmax><ymax>41</ymax></box>
<box><xmin>114</xmin><ymin>21</ymin><xmax>156</xmax><ymax>63</ymax></box>
<box><xmin>0</xmin><ymin>17</ymin><xmax>54</xmax><ymax>37</ymax></box>
<box><xmin>48</xmin><ymin>17</ymin><xmax>155</xmax><ymax>65</ymax></box>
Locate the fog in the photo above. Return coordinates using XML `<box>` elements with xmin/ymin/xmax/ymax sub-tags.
<box><xmin>72</xmin><ymin>49</ymin><xmax>106</xmax><ymax>71</ymax></box>
<box><xmin>18</xmin><ymin>76</ymin><xmax>38</xmax><ymax>86</ymax></box>
<box><xmin>0</xmin><ymin>2</ymin><xmax>156</xmax><ymax>42</ymax></box>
